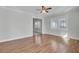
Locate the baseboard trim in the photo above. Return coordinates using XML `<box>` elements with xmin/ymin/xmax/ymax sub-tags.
<box><xmin>0</xmin><ymin>34</ymin><xmax>79</xmax><ymax>43</ymax></box>
<box><xmin>46</xmin><ymin>33</ymin><xmax>79</xmax><ymax>40</ymax></box>
<box><xmin>0</xmin><ymin>35</ymin><xmax>33</xmax><ymax>42</ymax></box>
<box><xmin>70</xmin><ymin>36</ymin><xmax>79</xmax><ymax>40</ymax></box>
<box><xmin>45</xmin><ymin>33</ymin><xmax>63</xmax><ymax>37</ymax></box>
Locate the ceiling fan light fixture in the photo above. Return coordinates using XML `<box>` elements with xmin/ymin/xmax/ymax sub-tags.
<box><xmin>41</xmin><ymin>10</ymin><xmax>48</xmax><ymax>14</ymax></box>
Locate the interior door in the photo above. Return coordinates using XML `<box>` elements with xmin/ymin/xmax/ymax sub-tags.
<box><xmin>33</xmin><ymin>18</ymin><xmax>42</xmax><ymax>35</ymax></box>
<box><xmin>33</xmin><ymin>18</ymin><xmax>42</xmax><ymax>45</ymax></box>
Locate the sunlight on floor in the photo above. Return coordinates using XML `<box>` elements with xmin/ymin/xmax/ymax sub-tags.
<box><xmin>61</xmin><ymin>33</ymin><xmax>69</xmax><ymax>44</ymax></box>
<box><xmin>34</xmin><ymin>35</ymin><xmax>42</xmax><ymax>46</ymax></box>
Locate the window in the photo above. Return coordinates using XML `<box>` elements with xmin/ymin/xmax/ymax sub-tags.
<box><xmin>50</xmin><ymin>16</ymin><xmax>67</xmax><ymax>30</ymax></box>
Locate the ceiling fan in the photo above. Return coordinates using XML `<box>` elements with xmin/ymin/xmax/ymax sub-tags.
<box><xmin>37</xmin><ymin>6</ymin><xmax>52</xmax><ymax>14</ymax></box>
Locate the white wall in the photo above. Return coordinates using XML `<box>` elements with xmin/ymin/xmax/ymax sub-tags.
<box><xmin>0</xmin><ymin>7</ymin><xmax>33</xmax><ymax>42</ymax></box>
<box><xmin>44</xmin><ymin>7</ymin><xmax>79</xmax><ymax>39</ymax></box>
<box><xmin>67</xmin><ymin>7</ymin><xmax>79</xmax><ymax>39</ymax></box>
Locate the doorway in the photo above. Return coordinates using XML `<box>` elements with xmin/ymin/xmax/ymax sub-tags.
<box><xmin>33</xmin><ymin>18</ymin><xmax>42</xmax><ymax>45</ymax></box>
<box><xmin>33</xmin><ymin>18</ymin><xmax>42</xmax><ymax>35</ymax></box>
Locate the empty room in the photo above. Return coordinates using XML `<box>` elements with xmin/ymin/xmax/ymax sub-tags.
<box><xmin>0</xmin><ymin>6</ymin><xmax>79</xmax><ymax>53</ymax></box>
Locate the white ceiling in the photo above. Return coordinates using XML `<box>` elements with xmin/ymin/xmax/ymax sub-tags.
<box><xmin>1</xmin><ymin>6</ymin><xmax>77</xmax><ymax>16</ymax></box>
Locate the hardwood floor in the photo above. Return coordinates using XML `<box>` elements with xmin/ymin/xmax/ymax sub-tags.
<box><xmin>69</xmin><ymin>39</ymin><xmax>79</xmax><ymax>53</ymax></box>
<box><xmin>0</xmin><ymin>34</ymin><xmax>78</xmax><ymax>53</ymax></box>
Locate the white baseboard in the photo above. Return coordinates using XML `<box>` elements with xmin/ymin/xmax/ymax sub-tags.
<box><xmin>46</xmin><ymin>33</ymin><xmax>79</xmax><ymax>40</ymax></box>
<box><xmin>70</xmin><ymin>36</ymin><xmax>79</xmax><ymax>40</ymax></box>
<box><xmin>0</xmin><ymin>35</ymin><xmax>33</xmax><ymax>42</ymax></box>
<box><xmin>0</xmin><ymin>33</ymin><xmax>79</xmax><ymax>43</ymax></box>
<box><xmin>45</xmin><ymin>33</ymin><xmax>62</xmax><ymax>37</ymax></box>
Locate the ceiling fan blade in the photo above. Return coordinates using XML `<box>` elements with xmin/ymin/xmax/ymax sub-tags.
<box><xmin>46</xmin><ymin>10</ymin><xmax>48</xmax><ymax>13</ymax></box>
<box><xmin>47</xmin><ymin>8</ymin><xmax>52</xmax><ymax>10</ymax></box>
<box><xmin>42</xmin><ymin>6</ymin><xmax>45</xmax><ymax>10</ymax></box>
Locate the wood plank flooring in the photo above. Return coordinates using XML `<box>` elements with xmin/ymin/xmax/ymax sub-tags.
<box><xmin>0</xmin><ymin>34</ymin><xmax>78</xmax><ymax>53</ymax></box>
